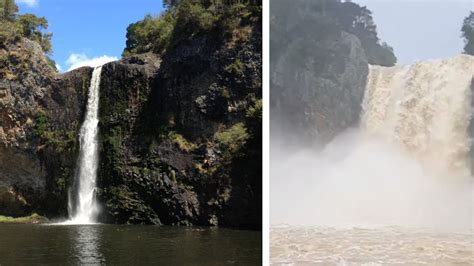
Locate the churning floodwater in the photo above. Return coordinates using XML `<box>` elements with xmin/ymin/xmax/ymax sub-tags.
<box><xmin>67</xmin><ymin>66</ymin><xmax>102</xmax><ymax>224</ymax></box>
<box><xmin>271</xmin><ymin>55</ymin><xmax>474</xmax><ymax>264</ymax></box>
<box><xmin>271</xmin><ymin>226</ymin><xmax>473</xmax><ymax>265</ymax></box>
<box><xmin>0</xmin><ymin>224</ymin><xmax>261</xmax><ymax>265</ymax></box>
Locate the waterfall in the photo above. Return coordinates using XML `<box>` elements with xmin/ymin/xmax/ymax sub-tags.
<box><xmin>67</xmin><ymin>66</ymin><xmax>102</xmax><ymax>224</ymax></box>
<box><xmin>271</xmin><ymin>55</ymin><xmax>473</xmax><ymax>229</ymax></box>
<box><xmin>362</xmin><ymin>54</ymin><xmax>474</xmax><ymax>175</ymax></box>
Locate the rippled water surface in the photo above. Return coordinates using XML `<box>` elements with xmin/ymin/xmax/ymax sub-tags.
<box><xmin>271</xmin><ymin>225</ymin><xmax>473</xmax><ymax>265</ymax></box>
<box><xmin>0</xmin><ymin>224</ymin><xmax>261</xmax><ymax>265</ymax></box>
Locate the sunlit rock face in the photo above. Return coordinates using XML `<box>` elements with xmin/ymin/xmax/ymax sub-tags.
<box><xmin>0</xmin><ymin>38</ymin><xmax>90</xmax><ymax>217</ymax></box>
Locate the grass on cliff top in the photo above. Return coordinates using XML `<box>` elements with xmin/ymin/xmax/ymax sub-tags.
<box><xmin>0</xmin><ymin>213</ymin><xmax>47</xmax><ymax>224</ymax></box>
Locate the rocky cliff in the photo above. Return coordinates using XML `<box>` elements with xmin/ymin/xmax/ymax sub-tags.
<box><xmin>97</xmin><ymin>17</ymin><xmax>262</xmax><ymax>227</ymax></box>
<box><xmin>271</xmin><ymin>30</ymin><xmax>368</xmax><ymax>144</ymax></box>
<box><xmin>0</xmin><ymin>38</ymin><xmax>90</xmax><ymax>217</ymax></box>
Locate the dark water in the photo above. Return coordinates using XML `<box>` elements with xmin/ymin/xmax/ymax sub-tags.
<box><xmin>0</xmin><ymin>224</ymin><xmax>261</xmax><ymax>265</ymax></box>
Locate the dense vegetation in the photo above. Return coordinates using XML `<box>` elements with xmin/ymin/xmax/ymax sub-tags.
<box><xmin>271</xmin><ymin>0</ymin><xmax>396</xmax><ymax>67</ymax></box>
<box><xmin>0</xmin><ymin>0</ymin><xmax>52</xmax><ymax>53</ymax></box>
<box><xmin>462</xmin><ymin>11</ymin><xmax>474</xmax><ymax>55</ymax></box>
<box><xmin>124</xmin><ymin>0</ymin><xmax>261</xmax><ymax>56</ymax></box>
<box><xmin>0</xmin><ymin>0</ymin><xmax>55</xmax><ymax>79</ymax></box>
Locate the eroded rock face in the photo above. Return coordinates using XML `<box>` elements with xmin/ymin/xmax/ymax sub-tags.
<box><xmin>0</xmin><ymin>38</ymin><xmax>90</xmax><ymax>217</ymax></box>
<box><xmin>97</xmin><ymin>23</ymin><xmax>262</xmax><ymax>228</ymax></box>
<box><xmin>271</xmin><ymin>31</ymin><xmax>368</xmax><ymax>144</ymax></box>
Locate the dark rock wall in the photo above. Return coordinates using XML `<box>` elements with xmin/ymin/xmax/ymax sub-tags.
<box><xmin>271</xmin><ymin>30</ymin><xmax>368</xmax><ymax>145</ymax></box>
<box><xmin>97</xmin><ymin>20</ymin><xmax>261</xmax><ymax>228</ymax></box>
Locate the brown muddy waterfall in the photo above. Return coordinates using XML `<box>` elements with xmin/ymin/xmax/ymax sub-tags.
<box><xmin>271</xmin><ymin>55</ymin><xmax>474</xmax><ymax>265</ymax></box>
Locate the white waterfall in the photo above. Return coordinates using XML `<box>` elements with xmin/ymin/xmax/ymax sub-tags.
<box><xmin>66</xmin><ymin>66</ymin><xmax>102</xmax><ymax>224</ymax></box>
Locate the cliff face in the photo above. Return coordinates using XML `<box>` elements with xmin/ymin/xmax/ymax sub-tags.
<box><xmin>0</xmin><ymin>38</ymin><xmax>91</xmax><ymax>217</ymax></box>
<box><xmin>271</xmin><ymin>30</ymin><xmax>368</xmax><ymax>144</ymax></box>
<box><xmin>97</xmin><ymin>21</ymin><xmax>261</xmax><ymax>228</ymax></box>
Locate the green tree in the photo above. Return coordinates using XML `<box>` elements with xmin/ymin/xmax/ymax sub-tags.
<box><xmin>123</xmin><ymin>12</ymin><xmax>174</xmax><ymax>56</ymax></box>
<box><xmin>18</xmin><ymin>13</ymin><xmax>52</xmax><ymax>53</ymax></box>
<box><xmin>336</xmin><ymin>1</ymin><xmax>396</xmax><ymax>66</ymax></box>
<box><xmin>1</xmin><ymin>0</ymin><xmax>18</xmax><ymax>22</ymax></box>
<box><xmin>271</xmin><ymin>0</ymin><xmax>396</xmax><ymax>67</ymax></box>
<box><xmin>163</xmin><ymin>0</ymin><xmax>181</xmax><ymax>10</ymax></box>
<box><xmin>124</xmin><ymin>0</ymin><xmax>259</xmax><ymax>56</ymax></box>
<box><xmin>461</xmin><ymin>11</ymin><xmax>474</xmax><ymax>55</ymax></box>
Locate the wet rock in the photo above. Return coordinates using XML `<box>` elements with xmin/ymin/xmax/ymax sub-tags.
<box><xmin>271</xmin><ymin>31</ymin><xmax>368</xmax><ymax>144</ymax></box>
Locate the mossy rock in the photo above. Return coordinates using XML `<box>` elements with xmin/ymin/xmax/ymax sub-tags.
<box><xmin>0</xmin><ymin>213</ymin><xmax>48</xmax><ymax>224</ymax></box>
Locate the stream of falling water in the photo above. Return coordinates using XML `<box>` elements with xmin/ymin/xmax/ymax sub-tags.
<box><xmin>65</xmin><ymin>66</ymin><xmax>102</xmax><ymax>224</ymax></box>
<box><xmin>271</xmin><ymin>55</ymin><xmax>474</xmax><ymax>265</ymax></box>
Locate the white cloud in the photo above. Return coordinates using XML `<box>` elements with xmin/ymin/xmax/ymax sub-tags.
<box><xmin>66</xmin><ymin>53</ymin><xmax>118</xmax><ymax>71</ymax></box>
<box><xmin>55</xmin><ymin>63</ymin><xmax>62</xmax><ymax>72</ymax></box>
<box><xmin>16</xmin><ymin>0</ymin><xmax>39</xmax><ymax>7</ymax></box>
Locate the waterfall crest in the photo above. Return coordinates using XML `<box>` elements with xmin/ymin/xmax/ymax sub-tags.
<box><xmin>66</xmin><ymin>66</ymin><xmax>102</xmax><ymax>224</ymax></box>
<box><xmin>362</xmin><ymin>55</ymin><xmax>474</xmax><ymax>175</ymax></box>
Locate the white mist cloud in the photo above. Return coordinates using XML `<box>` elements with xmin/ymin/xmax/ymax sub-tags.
<box><xmin>16</xmin><ymin>0</ymin><xmax>39</xmax><ymax>7</ymax></box>
<box><xmin>271</xmin><ymin>129</ymin><xmax>473</xmax><ymax>231</ymax></box>
<box><xmin>66</xmin><ymin>53</ymin><xmax>117</xmax><ymax>71</ymax></box>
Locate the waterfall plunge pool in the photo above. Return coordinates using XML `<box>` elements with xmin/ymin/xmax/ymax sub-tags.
<box><xmin>0</xmin><ymin>224</ymin><xmax>262</xmax><ymax>265</ymax></box>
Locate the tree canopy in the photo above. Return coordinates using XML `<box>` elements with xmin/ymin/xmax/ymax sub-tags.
<box><xmin>0</xmin><ymin>0</ymin><xmax>52</xmax><ymax>54</ymax></box>
<box><xmin>271</xmin><ymin>0</ymin><xmax>396</xmax><ymax>67</ymax></box>
<box><xmin>123</xmin><ymin>0</ymin><xmax>261</xmax><ymax>56</ymax></box>
<box><xmin>461</xmin><ymin>11</ymin><xmax>474</xmax><ymax>55</ymax></box>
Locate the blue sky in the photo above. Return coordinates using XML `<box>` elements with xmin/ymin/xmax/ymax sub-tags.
<box><xmin>16</xmin><ymin>0</ymin><xmax>473</xmax><ymax>69</ymax></box>
<box><xmin>356</xmin><ymin>0</ymin><xmax>473</xmax><ymax>65</ymax></box>
<box><xmin>15</xmin><ymin>0</ymin><xmax>165</xmax><ymax>71</ymax></box>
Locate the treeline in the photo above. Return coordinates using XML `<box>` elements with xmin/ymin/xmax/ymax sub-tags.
<box><xmin>462</xmin><ymin>11</ymin><xmax>473</xmax><ymax>55</ymax></box>
<box><xmin>123</xmin><ymin>0</ymin><xmax>261</xmax><ymax>56</ymax></box>
<box><xmin>0</xmin><ymin>0</ymin><xmax>52</xmax><ymax>53</ymax></box>
<box><xmin>271</xmin><ymin>0</ymin><xmax>396</xmax><ymax>67</ymax></box>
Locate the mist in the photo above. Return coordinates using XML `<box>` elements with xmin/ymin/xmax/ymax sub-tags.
<box><xmin>271</xmin><ymin>128</ymin><xmax>473</xmax><ymax>231</ymax></box>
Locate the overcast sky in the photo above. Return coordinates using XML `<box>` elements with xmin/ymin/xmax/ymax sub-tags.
<box><xmin>355</xmin><ymin>0</ymin><xmax>473</xmax><ymax>65</ymax></box>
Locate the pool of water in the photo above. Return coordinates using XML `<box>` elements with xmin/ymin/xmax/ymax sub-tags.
<box><xmin>271</xmin><ymin>225</ymin><xmax>473</xmax><ymax>265</ymax></box>
<box><xmin>0</xmin><ymin>224</ymin><xmax>261</xmax><ymax>265</ymax></box>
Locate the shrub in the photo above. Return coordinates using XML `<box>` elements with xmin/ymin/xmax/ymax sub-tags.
<box><xmin>168</xmin><ymin>131</ymin><xmax>197</xmax><ymax>152</ymax></box>
<box><xmin>174</xmin><ymin>1</ymin><xmax>216</xmax><ymax>36</ymax></box>
<box><xmin>34</xmin><ymin>111</ymin><xmax>47</xmax><ymax>137</ymax></box>
<box><xmin>224</xmin><ymin>59</ymin><xmax>245</xmax><ymax>77</ymax></box>
<box><xmin>123</xmin><ymin>12</ymin><xmax>175</xmax><ymax>56</ymax></box>
<box><xmin>215</xmin><ymin>123</ymin><xmax>249</xmax><ymax>158</ymax></box>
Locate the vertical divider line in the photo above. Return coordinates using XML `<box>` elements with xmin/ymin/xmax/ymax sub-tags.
<box><xmin>262</xmin><ymin>0</ymin><xmax>270</xmax><ymax>264</ymax></box>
